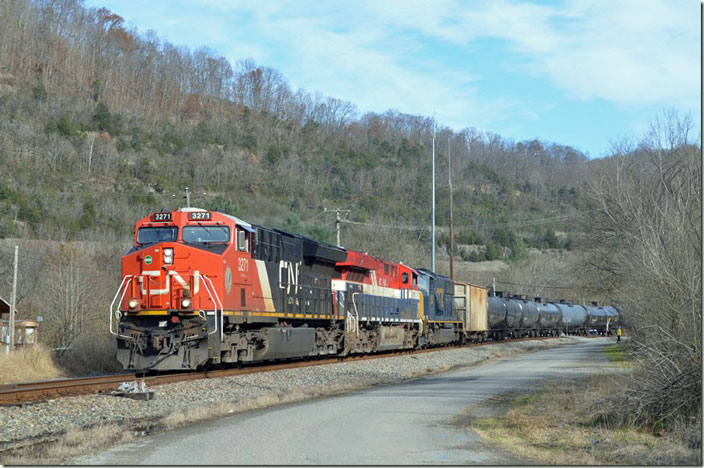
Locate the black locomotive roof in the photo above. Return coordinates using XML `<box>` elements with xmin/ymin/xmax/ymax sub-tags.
<box><xmin>257</xmin><ymin>225</ymin><xmax>347</xmax><ymax>263</ymax></box>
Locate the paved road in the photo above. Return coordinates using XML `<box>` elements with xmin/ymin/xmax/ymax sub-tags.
<box><xmin>82</xmin><ymin>337</ymin><xmax>609</xmax><ymax>465</ymax></box>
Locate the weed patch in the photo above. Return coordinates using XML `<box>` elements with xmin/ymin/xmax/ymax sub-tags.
<box><xmin>0</xmin><ymin>424</ymin><xmax>135</xmax><ymax>465</ymax></box>
<box><xmin>603</xmin><ymin>344</ymin><xmax>632</xmax><ymax>367</ymax></box>
<box><xmin>0</xmin><ymin>346</ymin><xmax>64</xmax><ymax>384</ymax></box>
<box><xmin>469</xmin><ymin>376</ymin><xmax>700</xmax><ymax>465</ymax></box>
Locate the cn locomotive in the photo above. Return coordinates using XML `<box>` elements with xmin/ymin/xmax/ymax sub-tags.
<box><xmin>110</xmin><ymin>208</ymin><xmax>619</xmax><ymax>370</ymax></box>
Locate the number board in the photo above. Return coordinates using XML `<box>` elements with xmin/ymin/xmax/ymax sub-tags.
<box><xmin>152</xmin><ymin>212</ymin><xmax>172</xmax><ymax>221</ymax></box>
<box><xmin>189</xmin><ymin>211</ymin><xmax>212</xmax><ymax>221</ymax></box>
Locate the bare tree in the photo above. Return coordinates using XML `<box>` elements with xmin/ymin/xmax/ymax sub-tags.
<box><xmin>40</xmin><ymin>244</ymin><xmax>93</xmax><ymax>354</ymax></box>
<box><xmin>585</xmin><ymin>110</ymin><xmax>701</xmax><ymax>432</ymax></box>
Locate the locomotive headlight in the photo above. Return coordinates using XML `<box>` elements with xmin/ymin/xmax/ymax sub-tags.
<box><xmin>163</xmin><ymin>247</ymin><xmax>174</xmax><ymax>265</ymax></box>
<box><xmin>128</xmin><ymin>299</ymin><xmax>139</xmax><ymax>309</ymax></box>
<box><xmin>181</xmin><ymin>298</ymin><xmax>192</xmax><ymax>309</ymax></box>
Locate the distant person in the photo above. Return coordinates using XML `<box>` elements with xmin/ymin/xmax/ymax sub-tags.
<box><xmin>617</xmin><ymin>327</ymin><xmax>622</xmax><ymax>343</ymax></box>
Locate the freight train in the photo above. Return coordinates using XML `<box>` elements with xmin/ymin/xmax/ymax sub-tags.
<box><xmin>110</xmin><ymin>208</ymin><xmax>619</xmax><ymax>370</ymax></box>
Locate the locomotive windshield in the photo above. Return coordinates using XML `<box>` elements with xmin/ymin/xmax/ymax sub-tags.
<box><xmin>183</xmin><ymin>226</ymin><xmax>230</xmax><ymax>244</ymax></box>
<box><xmin>137</xmin><ymin>226</ymin><xmax>178</xmax><ymax>245</ymax></box>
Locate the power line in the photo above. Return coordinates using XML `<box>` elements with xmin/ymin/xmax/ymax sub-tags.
<box><xmin>463</xmin><ymin>211</ymin><xmax>595</xmax><ymax>230</ymax></box>
<box><xmin>496</xmin><ymin>280</ymin><xmax>597</xmax><ymax>291</ymax></box>
<box><xmin>341</xmin><ymin>219</ymin><xmax>427</xmax><ymax>232</ymax></box>
<box><xmin>303</xmin><ymin>210</ymin><xmax>328</xmax><ymax>223</ymax></box>
<box><xmin>339</xmin><ymin>210</ymin><xmax>592</xmax><ymax>233</ymax></box>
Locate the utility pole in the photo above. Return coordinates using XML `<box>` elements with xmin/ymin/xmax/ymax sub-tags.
<box><xmin>448</xmin><ymin>133</ymin><xmax>454</xmax><ymax>279</ymax></box>
<box><xmin>431</xmin><ymin>110</ymin><xmax>436</xmax><ymax>272</ymax></box>
<box><xmin>336</xmin><ymin>211</ymin><xmax>342</xmax><ymax>247</ymax></box>
<box><xmin>184</xmin><ymin>187</ymin><xmax>190</xmax><ymax>208</ymax></box>
<box><xmin>324</xmin><ymin>208</ymin><xmax>350</xmax><ymax>247</ymax></box>
<box><xmin>9</xmin><ymin>246</ymin><xmax>18</xmax><ymax>353</ymax></box>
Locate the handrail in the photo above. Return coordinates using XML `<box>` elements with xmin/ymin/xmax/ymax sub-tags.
<box><xmin>198</xmin><ymin>274</ymin><xmax>223</xmax><ymax>342</ymax></box>
<box><xmin>109</xmin><ymin>275</ymin><xmax>134</xmax><ymax>338</ymax></box>
<box><xmin>349</xmin><ymin>292</ymin><xmax>360</xmax><ymax>335</ymax></box>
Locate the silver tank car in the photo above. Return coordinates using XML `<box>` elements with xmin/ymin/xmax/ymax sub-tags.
<box><xmin>603</xmin><ymin>305</ymin><xmax>620</xmax><ymax>327</ymax></box>
<box><xmin>553</xmin><ymin>300</ymin><xmax>588</xmax><ymax>334</ymax></box>
<box><xmin>587</xmin><ymin>303</ymin><xmax>609</xmax><ymax>333</ymax></box>
<box><xmin>535</xmin><ymin>299</ymin><xmax>560</xmax><ymax>333</ymax></box>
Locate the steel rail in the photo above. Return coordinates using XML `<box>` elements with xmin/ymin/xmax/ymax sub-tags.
<box><xmin>0</xmin><ymin>334</ymin><xmax>591</xmax><ymax>405</ymax></box>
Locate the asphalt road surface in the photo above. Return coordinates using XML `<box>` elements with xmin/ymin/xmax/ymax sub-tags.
<box><xmin>82</xmin><ymin>337</ymin><xmax>609</xmax><ymax>465</ymax></box>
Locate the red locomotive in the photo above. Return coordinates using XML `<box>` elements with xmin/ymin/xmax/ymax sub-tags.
<box><xmin>110</xmin><ymin>208</ymin><xmax>421</xmax><ymax>370</ymax></box>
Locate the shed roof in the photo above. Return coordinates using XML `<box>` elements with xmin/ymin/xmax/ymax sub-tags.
<box><xmin>0</xmin><ymin>296</ymin><xmax>11</xmax><ymax>316</ymax></box>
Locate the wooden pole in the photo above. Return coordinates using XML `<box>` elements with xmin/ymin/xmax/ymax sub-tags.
<box><xmin>9</xmin><ymin>246</ymin><xmax>18</xmax><ymax>352</ymax></box>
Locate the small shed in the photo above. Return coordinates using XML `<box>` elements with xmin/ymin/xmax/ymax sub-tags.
<box><xmin>0</xmin><ymin>296</ymin><xmax>39</xmax><ymax>349</ymax></box>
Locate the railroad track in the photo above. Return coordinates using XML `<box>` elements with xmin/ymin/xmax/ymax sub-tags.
<box><xmin>0</xmin><ymin>335</ymin><xmax>580</xmax><ymax>405</ymax></box>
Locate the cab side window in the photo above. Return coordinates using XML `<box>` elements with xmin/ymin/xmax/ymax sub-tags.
<box><xmin>237</xmin><ymin>229</ymin><xmax>250</xmax><ymax>252</ymax></box>
<box><xmin>402</xmin><ymin>272</ymin><xmax>409</xmax><ymax>284</ymax></box>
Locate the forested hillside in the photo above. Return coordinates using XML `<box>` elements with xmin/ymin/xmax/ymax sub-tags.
<box><xmin>0</xmin><ymin>0</ymin><xmax>590</xmax><ymax>266</ymax></box>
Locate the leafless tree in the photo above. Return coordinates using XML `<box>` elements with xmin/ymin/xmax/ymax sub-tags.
<box><xmin>585</xmin><ymin>110</ymin><xmax>701</xmax><ymax>433</ymax></box>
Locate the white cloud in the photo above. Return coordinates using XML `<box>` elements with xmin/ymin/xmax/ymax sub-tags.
<box><xmin>89</xmin><ymin>0</ymin><xmax>699</xmax><ymax>148</ymax></box>
<box><xmin>225</xmin><ymin>0</ymin><xmax>698</xmax><ymax>129</ymax></box>
<box><xmin>361</xmin><ymin>0</ymin><xmax>699</xmax><ymax>109</ymax></box>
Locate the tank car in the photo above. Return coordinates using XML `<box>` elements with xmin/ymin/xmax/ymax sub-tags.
<box><xmin>486</xmin><ymin>292</ymin><xmax>508</xmax><ymax>339</ymax></box>
<box><xmin>534</xmin><ymin>298</ymin><xmax>560</xmax><ymax>336</ymax></box>
<box><xmin>514</xmin><ymin>295</ymin><xmax>540</xmax><ymax>337</ymax></box>
<box><xmin>503</xmin><ymin>293</ymin><xmax>524</xmax><ymax>338</ymax></box>
<box><xmin>553</xmin><ymin>300</ymin><xmax>589</xmax><ymax>335</ymax></box>
<box><xmin>586</xmin><ymin>302</ymin><xmax>610</xmax><ymax>334</ymax></box>
<box><xmin>602</xmin><ymin>305</ymin><xmax>620</xmax><ymax>333</ymax></box>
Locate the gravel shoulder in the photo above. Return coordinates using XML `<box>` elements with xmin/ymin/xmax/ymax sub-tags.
<box><xmin>0</xmin><ymin>336</ymin><xmax>584</xmax><ymax>463</ymax></box>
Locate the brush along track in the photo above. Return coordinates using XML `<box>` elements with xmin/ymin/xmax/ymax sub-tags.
<box><xmin>0</xmin><ymin>335</ymin><xmax>567</xmax><ymax>405</ymax></box>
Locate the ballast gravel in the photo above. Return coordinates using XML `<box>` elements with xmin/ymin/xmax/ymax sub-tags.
<box><xmin>0</xmin><ymin>336</ymin><xmax>582</xmax><ymax>451</ymax></box>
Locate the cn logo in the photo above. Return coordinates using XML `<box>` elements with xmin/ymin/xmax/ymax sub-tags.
<box><xmin>278</xmin><ymin>260</ymin><xmax>301</xmax><ymax>295</ymax></box>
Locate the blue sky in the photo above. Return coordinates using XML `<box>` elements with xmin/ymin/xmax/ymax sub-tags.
<box><xmin>84</xmin><ymin>0</ymin><xmax>700</xmax><ymax>158</ymax></box>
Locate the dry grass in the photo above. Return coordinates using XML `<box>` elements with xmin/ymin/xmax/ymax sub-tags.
<box><xmin>0</xmin><ymin>345</ymin><xmax>64</xmax><ymax>384</ymax></box>
<box><xmin>1</xmin><ymin>424</ymin><xmax>135</xmax><ymax>465</ymax></box>
<box><xmin>471</xmin><ymin>375</ymin><xmax>700</xmax><ymax>465</ymax></box>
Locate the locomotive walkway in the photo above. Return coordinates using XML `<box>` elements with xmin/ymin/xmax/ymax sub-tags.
<box><xmin>81</xmin><ymin>337</ymin><xmax>610</xmax><ymax>465</ymax></box>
